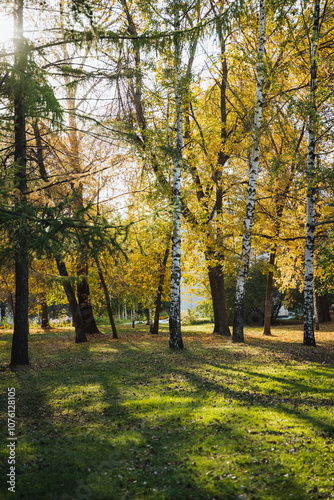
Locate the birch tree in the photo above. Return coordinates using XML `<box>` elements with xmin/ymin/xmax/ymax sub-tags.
<box><xmin>232</xmin><ymin>0</ymin><xmax>266</xmax><ymax>343</ymax></box>
<box><xmin>168</xmin><ymin>0</ymin><xmax>184</xmax><ymax>349</ymax></box>
<box><xmin>303</xmin><ymin>0</ymin><xmax>320</xmax><ymax>347</ymax></box>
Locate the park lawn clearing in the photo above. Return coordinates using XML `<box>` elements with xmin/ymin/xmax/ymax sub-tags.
<box><xmin>0</xmin><ymin>323</ymin><xmax>333</xmax><ymax>500</ymax></box>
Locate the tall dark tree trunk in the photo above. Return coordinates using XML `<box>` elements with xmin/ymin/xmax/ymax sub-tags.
<box><xmin>0</xmin><ymin>301</ymin><xmax>6</xmax><ymax>321</ymax></box>
<box><xmin>151</xmin><ymin>246</ymin><xmax>170</xmax><ymax>335</ymax></box>
<box><xmin>77</xmin><ymin>263</ymin><xmax>101</xmax><ymax>334</ymax></box>
<box><xmin>206</xmin><ymin>34</ymin><xmax>230</xmax><ymax>339</ymax></box>
<box><xmin>316</xmin><ymin>293</ymin><xmax>330</xmax><ymax>323</ymax></box>
<box><xmin>11</xmin><ymin>257</ymin><xmax>29</xmax><ymax>366</ymax></box>
<box><xmin>11</xmin><ymin>0</ymin><xmax>29</xmax><ymax>367</ymax></box>
<box><xmin>56</xmin><ymin>259</ymin><xmax>87</xmax><ymax>343</ymax></box>
<box><xmin>94</xmin><ymin>256</ymin><xmax>118</xmax><ymax>338</ymax></box>
<box><xmin>206</xmin><ymin>257</ymin><xmax>230</xmax><ymax>336</ymax></box>
<box><xmin>41</xmin><ymin>301</ymin><xmax>51</xmax><ymax>329</ymax></box>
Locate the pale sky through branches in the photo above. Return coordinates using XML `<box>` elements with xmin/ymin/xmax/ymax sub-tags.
<box><xmin>0</xmin><ymin>7</ymin><xmax>13</xmax><ymax>46</ymax></box>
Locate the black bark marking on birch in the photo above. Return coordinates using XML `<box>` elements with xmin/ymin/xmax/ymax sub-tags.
<box><xmin>169</xmin><ymin>0</ymin><xmax>184</xmax><ymax>349</ymax></box>
<box><xmin>233</xmin><ymin>0</ymin><xmax>266</xmax><ymax>344</ymax></box>
<box><xmin>303</xmin><ymin>0</ymin><xmax>320</xmax><ymax>348</ymax></box>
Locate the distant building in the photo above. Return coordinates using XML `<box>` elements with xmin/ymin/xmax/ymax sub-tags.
<box><xmin>180</xmin><ymin>283</ymin><xmax>206</xmax><ymax>312</ymax></box>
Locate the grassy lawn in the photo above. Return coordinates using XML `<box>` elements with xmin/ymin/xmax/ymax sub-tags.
<box><xmin>0</xmin><ymin>323</ymin><xmax>334</xmax><ymax>500</ymax></box>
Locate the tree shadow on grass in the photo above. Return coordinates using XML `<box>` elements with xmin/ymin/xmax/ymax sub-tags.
<box><xmin>242</xmin><ymin>327</ymin><xmax>334</xmax><ymax>367</ymax></box>
<box><xmin>0</xmin><ymin>336</ymin><xmax>328</xmax><ymax>500</ymax></box>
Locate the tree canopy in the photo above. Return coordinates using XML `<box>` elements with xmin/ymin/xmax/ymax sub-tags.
<box><xmin>1</xmin><ymin>0</ymin><xmax>334</xmax><ymax>364</ymax></box>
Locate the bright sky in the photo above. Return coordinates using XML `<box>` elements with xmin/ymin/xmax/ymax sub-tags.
<box><xmin>0</xmin><ymin>8</ymin><xmax>13</xmax><ymax>47</ymax></box>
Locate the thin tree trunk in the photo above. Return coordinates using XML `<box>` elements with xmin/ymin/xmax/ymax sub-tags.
<box><xmin>0</xmin><ymin>301</ymin><xmax>5</xmax><ymax>322</ymax></box>
<box><xmin>233</xmin><ymin>0</ymin><xmax>266</xmax><ymax>343</ymax></box>
<box><xmin>56</xmin><ymin>259</ymin><xmax>87</xmax><ymax>343</ymax></box>
<box><xmin>303</xmin><ymin>0</ymin><xmax>320</xmax><ymax>347</ymax></box>
<box><xmin>263</xmin><ymin>247</ymin><xmax>276</xmax><ymax>335</ymax></box>
<box><xmin>94</xmin><ymin>256</ymin><xmax>118</xmax><ymax>339</ymax></box>
<box><xmin>41</xmin><ymin>301</ymin><xmax>51</xmax><ymax>329</ymax></box>
<box><xmin>148</xmin><ymin>297</ymin><xmax>153</xmax><ymax>329</ymax></box>
<box><xmin>11</xmin><ymin>0</ymin><xmax>29</xmax><ymax>367</ymax></box>
<box><xmin>263</xmin><ymin>127</ymin><xmax>305</xmax><ymax>335</ymax></box>
<box><xmin>8</xmin><ymin>292</ymin><xmax>15</xmax><ymax>319</ymax></box>
<box><xmin>151</xmin><ymin>246</ymin><xmax>170</xmax><ymax>335</ymax></box>
<box><xmin>132</xmin><ymin>306</ymin><xmax>136</xmax><ymax>328</ymax></box>
<box><xmin>313</xmin><ymin>285</ymin><xmax>320</xmax><ymax>331</ymax></box>
<box><xmin>77</xmin><ymin>263</ymin><xmax>101</xmax><ymax>334</ymax></box>
<box><xmin>169</xmin><ymin>1</ymin><xmax>183</xmax><ymax>349</ymax></box>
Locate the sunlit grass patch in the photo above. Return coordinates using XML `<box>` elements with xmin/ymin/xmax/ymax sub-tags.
<box><xmin>0</xmin><ymin>324</ymin><xmax>333</xmax><ymax>499</ymax></box>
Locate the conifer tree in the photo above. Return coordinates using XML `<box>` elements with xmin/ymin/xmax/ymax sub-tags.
<box><xmin>10</xmin><ymin>0</ymin><xmax>29</xmax><ymax>366</ymax></box>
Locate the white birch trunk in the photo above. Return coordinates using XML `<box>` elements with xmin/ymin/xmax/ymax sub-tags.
<box><xmin>169</xmin><ymin>1</ymin><xmax>183</xmax><ymax>349</ymax></box>
<box><xmin>232</xmin><ymin>0</ymin><xmax>266</xmax><ymax>342</ymax></box>
<box><xmin>303</xmin><ymin>0</ymin><xmax>320</xmax><ymax>346</ymax></box>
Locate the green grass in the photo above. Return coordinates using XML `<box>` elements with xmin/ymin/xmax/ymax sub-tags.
<box><xmin>1</xmin><ymin>323</ymin><xmax>334</xmax><ymax>500</ymax></box>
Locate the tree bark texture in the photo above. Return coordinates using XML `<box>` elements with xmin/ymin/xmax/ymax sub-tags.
<box><xmin>169</xmin><ymin>2</ymin><xmax>184</xmax><ymax>349</ymax></box>
<box><xmin>206</xmin><ymin>253</ymin><xmax>231</xmax><ymax>336</ymax></box>
<box><xmin>304</xmin><ymin>182</ymin><xmax>316</xmax><ymax>346</ymax></box>
<box><xmin>303</xmin><ymin>0</ymin><xmax>320</xmax><ymax>347</ymax></box>
<box><xmin>0</xmin><ymin>301</ymin><xmax>5</xmax><ymax>321</ymax></box>
<box><xmin>151</xmin><ymin>246</ymin><xmax>170</xmax><ymax>335</ymax></box>
<box><xmin>95</xmin><ymin>256</ymin><xmax>118</xmax><ymax>338</ymax></box>
<box><xmin>316</xmin><ymin>294</ymin><xmax>330</xmax><ymax>323</ymax></box>
<box><xmin>233</xmin><ymin>0</ymin><xmax>266</xmax><ymax>343</ymax></box>
<box><xmin>11</xmin><ymin>257</ymin><xmax>29</xmax><ymax>366</ymax></box>
<box><xmin>11</xmin><ymin>0</ymin><xmax>29</xmax><ymax>367</ymax></box>
<box><xmin>56</xmin><ymin>260</ymin><xmax>87</xmax><ymax>343</ymax></box>
<box><xmin>77</xmin><ymin>263</ymin><xmax>101</xmax><ymax>334</ymax></box>
<box><xmin>41</xmin><ymin>301</ymin><xmax>51</xmax><ymax>329</ymax></box>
